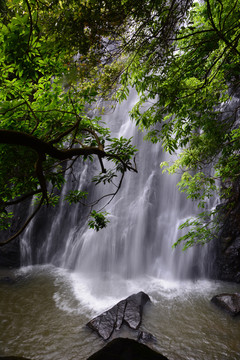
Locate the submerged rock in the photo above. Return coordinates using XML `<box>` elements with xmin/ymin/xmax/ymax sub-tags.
<box><xmin>86</xmin><ymin>291</ymin><xmax>151</xmax><ymax>340</ymax></box>
<box><xmin>0</xmin><ymin>276</ymin><xmax>16</xmax><ymax>284</ymax></box>
<box><xmin>211</xmin><ymin>293</ymin><xmax>240</xmax><ymax>316</ymax></box>
<box><xmin>87</xmin><ymin>337</ymin><xmax>169</xmax><ymax>360</ymax></box>
<box><xmin>137</xmin><ymin>330</ymin><xmax>157</xmax><ymax>343</ymax></box>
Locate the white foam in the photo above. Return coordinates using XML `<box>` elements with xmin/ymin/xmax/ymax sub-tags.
<box><xmin>62</xmin><ymin>272</ymin><xmax>222</xmax><ymax>315</ymax></box>
<box><xmin>15</xmin><ymin>265</ymin><xmax>234</xmax><ymax>318</ymax></box>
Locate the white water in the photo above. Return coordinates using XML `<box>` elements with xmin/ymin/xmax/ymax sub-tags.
<box><xmin>21</xmin><ymin>91</ymin><xmax>210</xmax><ymax>283</ymax></box>
<box><xmin>1</xmin><ymin>265</ymin><xmax>240</xmax><ymax>359</ymax></box>
<box><xmin>11</xmin><ymin>91</ymin><xmax>237</xmax><ymax>360</ymax></box>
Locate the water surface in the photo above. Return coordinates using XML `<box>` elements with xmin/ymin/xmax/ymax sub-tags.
<box><xmin>1</xmin><ymin>265</ymin><xmax>240</xmax><ymax>360</ymax></box>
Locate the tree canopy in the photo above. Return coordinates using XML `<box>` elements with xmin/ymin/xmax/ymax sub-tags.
<box><xmin>0</xmin><ymin>0</ymin><xmax>139</xmax><ymax>245</ymax></box>
<box><xmin>0</xmin><ymin>0</ymin><xmax>240</xmax><ymax>249</ymax></box>
<box><xmin>119</xmin><ymin>0</ymin><xmax>240</xmax><ymax>248</ymax></box>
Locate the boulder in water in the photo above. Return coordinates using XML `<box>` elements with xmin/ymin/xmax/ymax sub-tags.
<box><xmin>87</xmin><ymin>337</ymin><xmax>169</xmax><ymax>360</ymax></box>
<box><xmin>211</xmin><ymin>293</ymin><xmax>240</xmax><ymax>316</ymax></box>
<box><xmin>86</xmin><ymin>291</ymin><xmax>151</xmax><ymax>340</ymax></box>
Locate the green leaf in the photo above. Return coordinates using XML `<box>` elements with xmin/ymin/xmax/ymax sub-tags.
<box><xmin>88</xmin><ymin>210</ymin><xmax>110</xmax><ymax>231</ymax></box>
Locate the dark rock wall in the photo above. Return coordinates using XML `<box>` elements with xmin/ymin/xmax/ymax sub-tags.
<box><xmin>0</xmin><ymin>238</ymin><xmax>20</xmax><ymax>268</ymax></box>
<box><xmin>213</xmin><ymin>201</ymin><xmax>240</xmax><ymax>283</ymax></box>
<box><xmin>0</xmin><ymin>201</ymin><xmax>31</xmax><ymax>269</ymax></box>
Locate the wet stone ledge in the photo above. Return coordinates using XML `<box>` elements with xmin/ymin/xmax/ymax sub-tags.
<box><xmin>86</xmin><ymin>291</ymin><xmax>151</xmax><ymax>340</ymax></box>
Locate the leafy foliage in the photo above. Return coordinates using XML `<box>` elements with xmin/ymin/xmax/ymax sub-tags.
<box><xmin>1</xmin><ymin>0</ymin><xmax>239</xmax><ymax>250</ymax></box>
<box><xmin>88</xmin><ymin>210</ymin><xmax>110</xmax><ymax>231</ymax></box>
<box><xmin>65</xmin><ymin>190</ymin><xmax>88</xmax><ymax>204</ymax></box>
<box><xmin>0</xmin><ymin>0</ymin><xmax>137</xmax><ymax>245</ymax></box>
<box><xmin>119</xmin><ymin>0</ymin><xmax>240</xmax><ymax>248</ymax></box>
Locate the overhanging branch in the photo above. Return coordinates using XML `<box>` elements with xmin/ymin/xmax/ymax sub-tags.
<box><xmin>0</xmin><ymin>129</ymin><xmax>137</xmax><ymax>246</ymax></box>
<box><xmin>0</xmin><ymin>129</ymin><xmax>106</xmax><ymax>160</ymax></box>
<box><xmin>0</xmin><ymin>195</ymin><xmax>44</xmax><ymax>247</ymax></box>
<box><xmin>4</xmin><ymin>189</ymin><xmax>42</xmax><ymax>206</ymax></box>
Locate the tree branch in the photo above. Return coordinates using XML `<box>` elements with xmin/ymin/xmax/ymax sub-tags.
<box><xmin>206</xmin><ymin>0</ymin><xmax>240</xmax><ymax>56</ymax></box>
<box><xmin>48</xmin><ymin>119</ymin><xmax>81</xmax><ymax>145</ymax></box>
<box><xmin>0</xmin><ymin>195</ymin><xmax>44</xmax><ymax>247</ymax></box>
<box><xmin>0</xmin><ymin>129</ymin><xmax>106</xmax><ymax>160</ymax></box>
<box><xmin>4</xmin><ymin>189</ymin><xmax>42</xmax><ymax>206</ymax></box>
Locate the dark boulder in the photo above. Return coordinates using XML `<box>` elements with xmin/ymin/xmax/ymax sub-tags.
<box><xmin>86</xmin><ymin>291</ymin><xmax>151</xmax><ymax>340</ymax></box>
<box><xmin>211</xmin><ymin>293</ymin><xmax>240</xmax><ymax>316</ymax></box>
<box><xmin>87</xmin><ymin>337</ymin><xmax>169</xmax><ymax>360</ymax></box>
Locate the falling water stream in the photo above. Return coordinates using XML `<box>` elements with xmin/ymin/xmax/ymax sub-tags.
<box><xmin>1</xmin><ymin>92</ymin><xmax>240</xmax><ymax>359</ymax></box>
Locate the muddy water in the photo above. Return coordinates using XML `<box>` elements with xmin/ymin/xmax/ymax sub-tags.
<box><xmin>1</xmin><ymin>265</ymin><xmax>240</xmax><ymax>360</ymax></box>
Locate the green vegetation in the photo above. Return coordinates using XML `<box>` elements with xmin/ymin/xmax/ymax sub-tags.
<box><xmin>119</xmin><ymin>0</ymin><xmax>240</xmax><ymax>248</ymax></box>
<box><xmin>0</xmin><ymin>0</ymin><xmax>239</xmax><ymax>248</ymax></box>
<box><xmin>0</xmin><ymin>0</ymin><xmax>138</xmax><ymax>244</ymax></box>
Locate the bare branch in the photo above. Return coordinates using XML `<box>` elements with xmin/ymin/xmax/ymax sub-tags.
<box><xmin>80</xmin><ymin>127</ymin><xmax>104</xmax><ymax>151</ymax></box>
<box><xmin>89</xmin><ymin>172</ymin><xmax>125</xmax><ymax>211</ymax></box>
<box><xmin>98</xmin><ymin>155</ymin><xmax>106</xmax><ymax>173</ymax></box>
<box><xmin>48</xmin><ymin>119</ymin><xmax>81</xmax><ymax>145</ymax></box>
<box><xmin>0</xmin><ymin>195</ymin><xmax>44</xmax><ymax>247</ymax></box>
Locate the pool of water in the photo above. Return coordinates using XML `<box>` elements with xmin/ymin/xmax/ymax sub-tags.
<box><xmin>1</xmin><ymin>265</ymin><xmax>240</xmax><ymax>359</ymax></box>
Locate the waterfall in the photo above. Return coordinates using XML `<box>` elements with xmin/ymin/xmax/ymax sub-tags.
<box><xmin>21</xmin><ymin>90</ymin><xmax>210</xmax><ymax>282</ymax></box>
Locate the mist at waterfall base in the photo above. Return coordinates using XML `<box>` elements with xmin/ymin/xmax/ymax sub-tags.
<box><xmin>1</xmin><ymin>92</ymin><xmax>240</xmax><ymax>360</ymax></box>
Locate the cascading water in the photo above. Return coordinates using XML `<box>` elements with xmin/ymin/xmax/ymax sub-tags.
<box><xmin>3</xmin><ymin>91</ymin><xmax>240</xmax><ymax>360</ymax></box>
<box><xmin>21</xmin><ymin>90</ymin><xmax>210</xmax><ymax>281</ymax></box>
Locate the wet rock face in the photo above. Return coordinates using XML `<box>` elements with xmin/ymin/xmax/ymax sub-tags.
<box><xmin>211</xmin><ymin>293</ymin><xmax>240</xmax><ymax>316</ymax></box>
<box><xmin>214</xmin><ymin>201</ymin><xmax>240</xmax><ymax>282</ymax></box>
<box><xmin>86</xmin><ymin>292</ymin><xmax>151</xmax><ymax>340</ymax></box>
<box><xmin>217</xmin><ymin>237</ymin><xmax>240</xmax><ymax>282</ymax></box>
<box><xmin>87</xmin><ymin>337</ymin><xmax>169</xmax><ymax>360</ymax></box>
<box><xmin>0</xmin><ymin>239</ymin><xmax>21</xmax><ymax>268</ymax></box>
